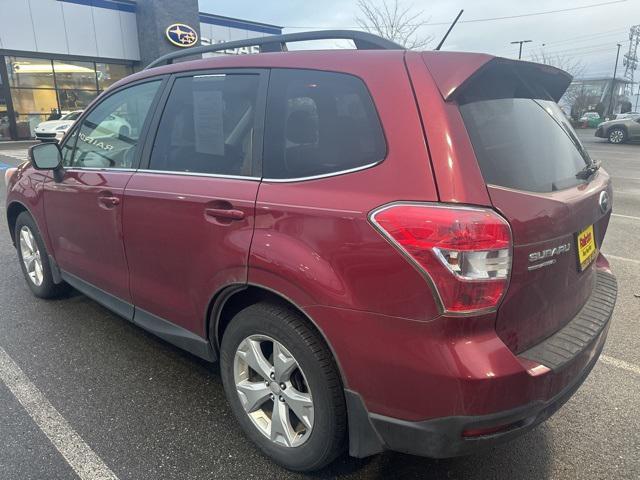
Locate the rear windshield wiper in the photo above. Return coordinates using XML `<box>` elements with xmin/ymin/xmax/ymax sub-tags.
<box><xmin>576</xmin><ymin>161</ymin><xmax>600</xmax><ymax>180</ymax></box>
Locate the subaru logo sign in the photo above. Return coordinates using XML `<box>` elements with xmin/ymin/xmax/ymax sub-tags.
<box><xmin>166</xmin><ymin>23</ymin><xmax>198</xmax><ymax>48</ymax></box>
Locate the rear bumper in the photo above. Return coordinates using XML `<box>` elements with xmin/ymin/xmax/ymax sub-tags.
<box><xmin>347</xmin><ymin>322</ymin><xmax>607</xmax><ymax>458</ymax></box>
<box><xmin>337</xmin><ymin>269</ymin><xmax>617</xmax><ymax>458</ymax></box>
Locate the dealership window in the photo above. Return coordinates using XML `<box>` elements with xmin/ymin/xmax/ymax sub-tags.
<box><xmin>5</xmin><ymin>57</ymin><xmax>55</xmax><ymax>89</ymax></box>
<box><xmin>96</xmin><ymin>63</ymin><xmax>132</xmax><ymax>90</ymax></box>
<box><xmin>53</xmin><ymin>60</ymin><xmax>97</xmax><ymax>90</ymax></box>
<box><xmin>0</xmin><ymin>73</ymin><xmax>8</xmax><ymax>140</ymax></box>
<box><xmin>149</xmin><ymin>74</ymin><xmax>260</xmax><ymax>176</ymax></box>
<box><xmin>2</xmin><ymin>56</ymin><xmax>133</xmax><ymax>140</ymax></box>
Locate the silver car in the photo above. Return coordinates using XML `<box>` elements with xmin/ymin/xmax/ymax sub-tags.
<box><xmin>595</xmin><ymin>115</ymin><xmax>640</xmax><ymax>144</ymax></box>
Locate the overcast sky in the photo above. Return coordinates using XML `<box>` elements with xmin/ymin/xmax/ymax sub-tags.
<box><xmin>198</xmin><ymin>0</ymin><xmax>640</xmax><ymax>79</ymax></box>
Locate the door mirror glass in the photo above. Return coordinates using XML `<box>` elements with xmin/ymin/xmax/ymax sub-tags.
<box><xmin>29</xmin><ymin>143</ymin><xmax>62</xmax><ymax>170</ymax></box>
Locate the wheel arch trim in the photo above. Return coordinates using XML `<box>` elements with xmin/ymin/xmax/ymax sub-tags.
<box><xmin>206</xmin><ymin>282</ymin><xmax>350</xmax><ymax>389</ymax></box>
<box><xmin>6</xmin><ymin>200</ymin><xmax>35</xmax><ymax>246</ymax></box>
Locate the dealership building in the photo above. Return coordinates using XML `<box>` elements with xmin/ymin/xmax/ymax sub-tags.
<box><xmin>0</xmin><ymin>0</ymin><xmax>282</xmax><ymax>140</ymax></box>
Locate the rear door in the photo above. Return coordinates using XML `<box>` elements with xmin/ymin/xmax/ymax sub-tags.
<box><xmin>454</xmin><ymin>62</ymin><xmax>613</xmax><ymax>353</ymax></box>
<box><xmin>122</xmin><ymin>70</ymin><xmax>267</xmax><ymax>335</ymax></box>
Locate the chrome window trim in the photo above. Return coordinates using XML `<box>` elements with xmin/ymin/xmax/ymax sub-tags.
<box><xmin>65</xmin><ymin>167</ymin><xmax>137</xmax><ymax>172</ymax></box>
<box><xmin>140</xmin><ymin>169</ymin><xmax>260</xmax><ymax>181</ymax></box>
<box><xmin>261</xmin><ymin>160</ymin><xmax>382</xmax><ymax>183</ymax></box>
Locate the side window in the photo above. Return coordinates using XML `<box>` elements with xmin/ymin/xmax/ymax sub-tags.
<box><xmin>61</xmin><ymin>128</ymin><xmax>79</xmax><ymax>167</ymax></box>
<box><xmin>69</xmin><ymin>81</ymin><xmax>161</xmax><ymax>169</ymax></box>
<box><xmin>149</xmin><ymin>74</ymin><xmax>260</xmax><ymax>176</ymax></box>
<box><xmin>263</xmin><ymin>69</ymin><xmax>386</xmax><ymax>179</ymax></box>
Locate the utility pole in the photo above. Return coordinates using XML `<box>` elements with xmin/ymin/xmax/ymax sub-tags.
<box><xmin>607</xmin><ymin>43</ymin><xmax>622</xmax><ymax>118</ymax></box>
<box><xmin>511</xmin><ymin>39</ymin><xmax>532</xmax><ymax>60</ymax></box>
<box><xmin>635</xmin><ymin>81</ymin><xmax>639</xmax><ymax>112</ymax></box>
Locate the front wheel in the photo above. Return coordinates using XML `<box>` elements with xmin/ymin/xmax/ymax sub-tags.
<box><xmin>14</xmin><ymin>212</ymin><xmax>68</xmax><ymax>299</ymax></box>
<box><xmin>608</xmin><ymin>127</ymin><xmax>627</xmax><ymax>144</ymax></box>
<box><xmin>220</xmin><ymin>302</ymin><xmax>346</xmax><ymax>471</ymax></box>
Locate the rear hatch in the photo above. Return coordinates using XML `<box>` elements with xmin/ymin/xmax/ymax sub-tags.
<box><xmin>425</xmin><ymin>56</ymin><xmax>613</xmax><ymax>353</ymax></box>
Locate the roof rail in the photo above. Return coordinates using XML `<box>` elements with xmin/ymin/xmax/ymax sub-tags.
<box><xmin>145</xmin><ymin>30</ymin><xmax>405</xmax><ymax>69</ymax></box>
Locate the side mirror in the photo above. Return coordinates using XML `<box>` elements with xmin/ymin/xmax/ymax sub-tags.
<box><xmin>29</xmin><ymin>143</ymin><xmax>62</xmax><ymax>170</ymax></box>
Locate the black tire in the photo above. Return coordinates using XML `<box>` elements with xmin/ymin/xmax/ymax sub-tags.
<box><xmin>220</xmin><ymin>301</ymin><xmax>346</xmax><ymax>471</ymax></box>
<box><xmin>14</xmin><ymin>212</ymin><xmax>69</xmax><ymax>299</ymax></box>
<box><xmin>608</xmin><ymin>127</ymin><xmax>627</xmax><ymax>144</ymax></box>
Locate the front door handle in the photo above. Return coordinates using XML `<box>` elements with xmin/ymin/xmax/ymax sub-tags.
<box><xmin>205</xmin><ymin>207</ymin><xmax>245</xmax><ymax>221</ymax></box>
<box><xmin>98</xmin><ymin>195</ymin><xmax>120</xmax><ymax>208</ymax></box>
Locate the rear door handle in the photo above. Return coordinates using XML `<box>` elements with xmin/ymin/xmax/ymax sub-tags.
<box><xmin>205</xmin><ymin>207</ymin><xmax>245</xmax><ymax>221</ymax></box>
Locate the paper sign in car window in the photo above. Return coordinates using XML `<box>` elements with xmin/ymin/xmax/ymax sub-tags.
<box><xmin>193</xmin><ymin>89</ymin><xmax>224</xmax><ymax>156</ymax></box>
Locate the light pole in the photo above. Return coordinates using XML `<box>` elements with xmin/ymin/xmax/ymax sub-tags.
<box><xmin>607</xmin><ymin>43</ymin><xmax>622</xmax><ymax>118</ymax></box>
<box><xmin>511</xmin><ymin>39</ymin><xmax>532</xmax><ymax>60</ymax></box>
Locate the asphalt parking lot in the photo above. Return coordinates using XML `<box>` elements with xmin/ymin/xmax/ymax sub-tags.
<box><xmin>0</xmin><ymin>131</ymin><xmax>638</xmax><ymax>480</ymax></box>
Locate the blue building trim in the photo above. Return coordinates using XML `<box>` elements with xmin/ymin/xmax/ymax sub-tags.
<box><xmin>57</xmin><ymin>0</ymin><xmax>136</xmax><ymax>13</ymax></box>
<box><xmin>199</xmin><ymin>13</ymin><xmax>282</xmax><ymax>35</ymax></box>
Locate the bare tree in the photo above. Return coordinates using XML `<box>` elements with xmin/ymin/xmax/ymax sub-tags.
<box><xmin>356</xmin><ymin>0</ymin><xmax>433</xmax><ymax>50</ymax></box>
<box><xmin>530</xmin><ymin>51</ymin><xmax>585</xmax><ymax>80</ymax></box>
<box><xmin>531</xmin><ymin>50</ymin><xmax>587</xmax><ymax>117</ymax></box>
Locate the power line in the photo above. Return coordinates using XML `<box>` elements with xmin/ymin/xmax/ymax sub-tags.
<box><xmin>282</xmin><ymin>0</ymin><xmax>628</xmax><ymax>29</ymax></box>
<box><xmin>541</xmin><ymin>28</ymin><xmax>629</xmax><ymax>47</ymax></box>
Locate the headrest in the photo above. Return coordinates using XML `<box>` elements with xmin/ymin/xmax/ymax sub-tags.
<box><xmin>286</xmin><ymin>109</ymin><xmax>318</xmax><ymax>144</ymax></box>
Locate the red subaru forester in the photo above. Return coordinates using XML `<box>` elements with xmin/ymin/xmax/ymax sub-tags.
<box><xmin>4</xmin><ymin>31</ymin><xmax>617</xmax><ymax>472</ymax></box>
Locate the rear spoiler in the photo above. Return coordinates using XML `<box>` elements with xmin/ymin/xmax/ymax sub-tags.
<box><xmin>422</xmin><ymin>53</ymin><xmax>572</xmax><ymax>103</ymax></box>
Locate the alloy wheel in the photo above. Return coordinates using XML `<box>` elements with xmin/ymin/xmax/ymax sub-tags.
<box><xmin>609</xmin><ymin>129</ymin><xmax>624</xmax><ymax>143</ymax></box>
<box><xmin>19</xmin><ymin>226</ymin><xmax>43</xmax><ymax>287</ymax></box>
<box><xmin>233</xmin><ymin>334</ymin><xmax>314</xmax><ymax>448</ymax></box>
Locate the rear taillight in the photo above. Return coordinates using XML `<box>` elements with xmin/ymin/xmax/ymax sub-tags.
<box><xmin>369</xmin><ymin>203</ymin><xmax>512</xmax><ymax>314</ymax></box>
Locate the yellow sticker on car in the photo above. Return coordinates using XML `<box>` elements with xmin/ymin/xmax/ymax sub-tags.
<box><xmin>577</xmin><ymin>225</ymin><xmax>597</xmax><ymax>271</ymax></box>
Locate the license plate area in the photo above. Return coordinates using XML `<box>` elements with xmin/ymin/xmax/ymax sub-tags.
<box><xmin>576</xmin><ymin>224</ymin><xmax>597</xmax><ymax>271</ymax></box>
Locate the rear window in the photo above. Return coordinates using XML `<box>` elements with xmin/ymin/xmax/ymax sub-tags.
<box><xmin>457</xmin><ymin>63</ymin><xmax>592</xmax><ymax>193</ymax></box>
<box><xmin>263</xmin><ymin>69</ymin><xmax>386</xmax><ymax>180</ymax></box>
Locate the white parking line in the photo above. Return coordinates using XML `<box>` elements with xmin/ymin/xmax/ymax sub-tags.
<box><xmin>612</xmin><ymin>213</ymin><xmax>640</xmax><ymax>221</ymax></box>
<box><xmin>603</xmin><ymin>254</ymin><xmax>640</xmax><ymax>265</ymax></box>
<box><xmin>0</xmin><ymin>347</ymin><xmax>118</xmax><ymax>480</ymax></box>
<box><xmin>601</xmin><ymin>355</ymin><xmax>640</xmax><ymax>376</ymax></box>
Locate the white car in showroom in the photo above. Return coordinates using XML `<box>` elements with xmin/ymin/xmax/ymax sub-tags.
<box><xmin>34</xmin><ymin>110</ymin><xmax>83</xmax><ymax>142</ymax></box>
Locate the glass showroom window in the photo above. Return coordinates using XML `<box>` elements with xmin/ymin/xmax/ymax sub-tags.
<box><xmin>2</xmin><ymin>56</ymin><xmax>132</xmax><ymax>139</ymax></box>
<box><xmin>0</xmin><ymin>72</ymin><xmax>9</xmax><ymax>140</ymax></box>
<box><xmin>53</xmin><ymin>60</ymin><xmax>98</xmax><ymax>112</ymax></box>
<box><xmin>96</xmin><ymin>63</ymin><xmax>133</xmax><ymax>91</ymax></box>
<box><xmin>5</xmin><ymin>57</ymin><xmax>59</xmax><ymax>138</ymax></box>
<box><xmin>5</xmin><ymin>56</ymin><xmax>56</xmax><ymax>89</ymax></box>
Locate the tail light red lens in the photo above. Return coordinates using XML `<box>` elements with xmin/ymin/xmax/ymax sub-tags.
<box><xmin>370</xmin><ymin>203</ymin><xmax>512</xmax><ymax>314</ymax></box>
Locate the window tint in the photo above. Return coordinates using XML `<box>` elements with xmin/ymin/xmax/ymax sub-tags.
<box><xmin>69</xmin><ymin>81</ymin><xmax>160</xmax><ymax>169</ymax></box>
<box><xmin>149</xmin><ymin>74</ymin><xmax>260</xmax><ymax>176</ymax></box>
<box><xmin>460</xmin><ymin>98</ymin><xmax>591</xmax><ymax>193</ymax></box>
<box><xmin>263</xmin><ymin>69</ymin><xmax>386</xmax><ymax>179</ymax></box>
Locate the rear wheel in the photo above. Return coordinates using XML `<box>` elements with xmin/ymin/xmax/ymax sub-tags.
<box><xmin>220</xmin><ymin>302</ymin><xmax>346</xmax><ymax>471</ymax></box>
<box><xmin>14</xmin><ymin>212</ymin><xmax>68</xmax><ymax>299</ymax></box>
<box><xmin>608</xmin><ymin>127</ymin><xmax>626</xmax><ymax>144</ymax></box>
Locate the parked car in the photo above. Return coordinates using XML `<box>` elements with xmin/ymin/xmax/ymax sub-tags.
<box><xmin>595</xmin><ymin>115</ymin><xmax>640</xmax><ymax>143</ymax></box>
<box><xmin>614</xmin><ymin>111</ymin><xmax>639</xmax><ymax>120</ymax></box>
<box><xmin>578</xmin><ymin>111</ymin><xmax>603</xmax><ymax>128</ymax></box>
<box><xmin>4</xmin><ymin>31</ymin><xmax>617</xmax><ymax>472</ymax></box>
<box><xmin>33</xmin><ymin>110</ymin><xmax>83</xmax><ymax>142</ymax></box>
